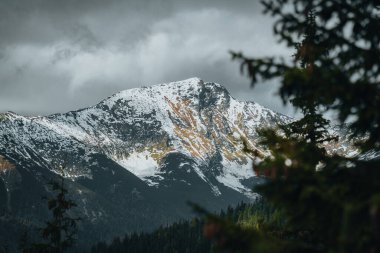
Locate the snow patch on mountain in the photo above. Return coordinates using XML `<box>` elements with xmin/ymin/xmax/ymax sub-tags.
<box><xmin>216</xmin><ymin>157</ymin><xmax>255</xmax><ymax>197</ymax></box>
<box><xmin>114</xmin><ymin>151</ymin><xmax>162</xmax><ymax>186</ymax></box>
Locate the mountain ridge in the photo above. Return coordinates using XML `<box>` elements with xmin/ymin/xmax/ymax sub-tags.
<box><xmin>0</xmin><ymin>77</ymin><xmax>287</xmax><ymax>192</ymax></box>
<box><xmin>0</xmin><ymin>78</ymin><xmax>289</xmax><ymax>251</ymax></box>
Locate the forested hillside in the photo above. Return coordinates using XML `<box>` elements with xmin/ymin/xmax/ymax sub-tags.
<box><xmin>87</xmin><ymin>200</ymin><xmax>278</xmax><ymax>253</ymax></box>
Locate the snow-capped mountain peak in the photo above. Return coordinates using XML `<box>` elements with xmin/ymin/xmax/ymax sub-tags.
<box><xmin>0</xmin><ymin>78</ymin><xmax>287</xmax><ymax>194</ymax></box>
<box><xmin>0</xmin><ymin>78</ymin><xmax>299</xmax><ymax>250</ymax></box>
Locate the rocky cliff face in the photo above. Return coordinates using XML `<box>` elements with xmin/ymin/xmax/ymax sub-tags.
<box><xmin>0</xmin><ymin>78</ymin><xmax>289</xmax><ymax>250</ymax></box>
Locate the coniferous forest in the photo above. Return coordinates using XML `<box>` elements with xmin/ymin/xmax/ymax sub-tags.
<box><xmin>88</xmin><ymin>217</ymin><xmax>211</xmax><ymax>253</ymax></box>
<box><xmin>87</xmin><ymin>200</ymin><xmax>279</xmax><ymax>253</ymax></box>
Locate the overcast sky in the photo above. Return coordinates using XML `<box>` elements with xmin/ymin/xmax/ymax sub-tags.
<box><xmin>0</xmin><ymin>0</ymin><xmax>296</xmax><ymax>116</ymax></box>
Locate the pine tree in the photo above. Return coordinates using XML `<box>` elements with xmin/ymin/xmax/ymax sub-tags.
<box><xmin>22</xmin><ymin>167</ymin><xmax>80</xmax><ymax>253</ymax></box>
<box><xmin>202</xmin><ymin>1</ymin><xmax>380</xmax><ymax>253</ymax></box>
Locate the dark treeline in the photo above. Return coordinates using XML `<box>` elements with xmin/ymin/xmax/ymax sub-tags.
<box><xmin>86</xmin><ymin>199</ymin><xmax>277</xmax><ymax>253</ymax></box>
<box><xmin>88</xmin><ymin>219</ymin><xmax>210</xmax><ymax>253</ymax></box>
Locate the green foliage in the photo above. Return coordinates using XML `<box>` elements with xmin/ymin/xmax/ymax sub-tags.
<box><xmin>232</xmin><ymin>0</ymin><xmax>380</xmax><ymax>152</ymax></box>
<box><xmin>193</xmin><ymin>200</ymin><xmax>296</xmax><ymax>253</ymax></box>
<box><xmin>204</xmin><ymin>0</ymin><xmax>380</xmax><ymax>253</ymax></box>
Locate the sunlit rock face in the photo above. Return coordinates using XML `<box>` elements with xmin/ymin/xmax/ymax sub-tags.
<box><xmin>0</xmin><ymin>78</ymin><xmax>289</xmax><ymax>251</ymax></box>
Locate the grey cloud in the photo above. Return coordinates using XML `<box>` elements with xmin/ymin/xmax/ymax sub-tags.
<box><xmin>0</xmin><ymin>0</ymin><xmax>261</xmax><ymax>46</ymax></box>
<box><xmin>0</xmin><ymin>0</ymin><xmax>295</xmax><ymax>117</ymax></box>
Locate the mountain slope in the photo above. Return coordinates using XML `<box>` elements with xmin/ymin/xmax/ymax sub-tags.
<box><xmin>0</xmin><ymin>78</ymin><xmax>288</xmax><ymax>251</ymax></box>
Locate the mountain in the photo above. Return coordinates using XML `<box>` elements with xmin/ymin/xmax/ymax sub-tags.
<box><xmin>0</xmin><ymin>78</ymin><xmax>289</xmax><ymax>251</ymax></box>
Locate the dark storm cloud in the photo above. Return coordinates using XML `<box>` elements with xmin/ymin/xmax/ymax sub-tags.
<box><xmin>0</xmin><ymin>0</ymin><xmax>295</xmax><ymax>116</ymax></box>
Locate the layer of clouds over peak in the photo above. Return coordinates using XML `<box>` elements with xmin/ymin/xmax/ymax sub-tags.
<box><xmin>0</xmin><ymin>0</ymin><xmax>295</xmax><ymax>116</ymax></box>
